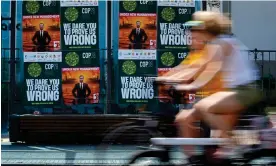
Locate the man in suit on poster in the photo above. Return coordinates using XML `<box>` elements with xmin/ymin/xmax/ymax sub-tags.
<box><xmin>32</xmin><ymin>23</ymin><xmax>51</xmax><ymax>52</ymax></box>
<box><xmin>128</xmin><ymin>21</ymin><xmax>148</xmax><ymax>49</ymax></box>
<box><xmin>72</xmin><ymin>75</ymin><xmax>91</xmax><ymax>104</ymax></box>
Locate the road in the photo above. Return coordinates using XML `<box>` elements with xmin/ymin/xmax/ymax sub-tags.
<box><xmin>2</xmin><ymin>115</ymin><xmax>276</xmax><ymax>165</ymax></box>
<box><xmin>1</xmin><ymin>143</ymin><xmax>186</xmax><ymax>165</ymax></box>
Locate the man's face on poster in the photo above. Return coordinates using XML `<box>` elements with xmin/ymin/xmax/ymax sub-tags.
<box><xmin>39</xmin><ymin>23</ymin><xmax>44</xmax><ymax>30</ymax></box>
<box><xmin>136</xmin><ymin>21</ymin><xmax>141</xmax><ymax>28</ymax></box>
<box><xmin>79</xmin><ymin>76</ymin><xmax>84</xmax><ymax>83</ymax></box>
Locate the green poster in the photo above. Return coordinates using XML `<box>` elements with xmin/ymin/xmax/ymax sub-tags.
<box><xmin>24</xmin><ymin>60</ymin><xmax>62</xmax><ymax>105</ymax></box>
<box><xmin>157</xmin><ymin>49</ymin><xmax>189</xmax><ymax>68</ymax></box>
<box><xmin>119</xmin><ymin>0</ymin><xmax>157</xmax><ymax>13</ymax></box>
<box><xmin>23</xmin><ymin>0</ymin><xmax>60</xmax><ymax>15</ymax></box>
<box><xmin>62</xmin><ymin>51</ymin><xmax>99</xmax><ymax>68</ymax></box>
<box><xmin>118</xmin><ymin>50</ymin><xmax>157</xmax><ymax>104</ymax></box>
<box><xmin>156</xmin><ymin>2</ymin><xmax>195</xmax><ymax>76</ymax></box>
<box><xmin>156</xmin><ymin>1</ymin><xmax>195</xmax><ymax>101</ymax></box>
<box><xmin>157</xmin><ymin>4</ymin><xmax>195</xmax><ymax>49</ymax></box>
<box><xmin>60</xmin><ymin>2</ymin><xmax>99</xmax><ymax>50</ymax></box>
<box><xmin>119</xmin><ymin>60</ymin><xmax>157</xmax><ymax>104</ymax></box>
<box><xmin>156</xmin><ymin>49</ymin><xmax>189</xmax><ymax>102</ymax></box>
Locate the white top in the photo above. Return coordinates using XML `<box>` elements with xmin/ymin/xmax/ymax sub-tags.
<box><xmin>217</xmin><ymin>36</ymin><xmax>259</xmax><ymax>88</ymax></box>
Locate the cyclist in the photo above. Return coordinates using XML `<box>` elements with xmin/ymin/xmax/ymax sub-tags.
<box><xmin>171</xmin><ymin>11</ymin><xmax>263</xmax><ymax>158</ymax></box>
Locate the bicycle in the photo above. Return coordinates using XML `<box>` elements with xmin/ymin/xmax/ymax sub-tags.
<box><xmin>127</xmin><ymin>83</ymin><xmax>276</xmax><ymax>166</ymax></box>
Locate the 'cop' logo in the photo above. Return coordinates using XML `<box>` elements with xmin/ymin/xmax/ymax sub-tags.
<box><xmin>45</xmin><ymin>64</ymin><xmax>58</xmax><ymax>70</ymax></box>
<box><xmin>178</xmin><ymin>8</ymin><xmax>192</xmax><ymax>15</ymax></box>
<box><xmin>140</xmin><ymin>61</ymin><xmax>153</xmax><ymax>68</ymax></box>
<box><xmin>43</xmin><ymin>0</ymin><xmax>57</xmax><ymax>7</ymax></box>
<box><xmin>82</xmin><ymin>52</ymin><xmax>96</xmax><ymax>59</ymax></box>
<box><xmin>82</xmin><ymin>8</ymin><xmax>96</xmax><ymax>15</ymax></box>
<box><xmin>178</xmin><ymin>52</ymin><xmax>188</xmax><ymax>59</ymax></box>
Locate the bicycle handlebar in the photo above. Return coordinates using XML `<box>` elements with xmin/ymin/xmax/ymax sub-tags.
<box><xmin>153</xmin><ymin>79</ymin><xmax>190</xmax><ymax>104</ymax></box>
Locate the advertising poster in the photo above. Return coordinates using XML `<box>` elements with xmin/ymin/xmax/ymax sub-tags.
<box><xmin>157</xmin><ymin>0</ymin><xmax>195</xmax><ymax>101</ymax></box>
<box><xmin>22</xmin><ymin>0</ymin><xmax>61</xmax><ymax>52</ymax></box>
<box><xmin>60</xmin><ymin>1</ymin><xmax>99</xmax><ymax>50</ymax></box>
<box><xmin>61</xmin><ymin>50</ymin><xmax>100</xmax><ymax>105</ymax></box>
<box><xmin>157</xmin><ymin>50</ymin><xmax>189</xmax><ymax>102</ymax></box>
<box><xmin>118</xmin><ymin>1</ymin><xmax>158</xmax><ymax>104</ymax></box>
<box><xmin>62</xmin><ymin>67</ymin><xmax>100</xmax><ymax>105</ymax></box>
<box><xmin>118</xmin><ymin>50</ymin><xmax>157</xmax><ymax>103</ymax></box>
<box><xmin>157</xmin><ymin>0</ymin><xmax>195</xmax><ymax>50</ymax></box>
<box><xmin>119</xmin><ymin>0</ymin><xmax>157</xmax><ymax>49</ymax></box>
<box><xmin>23</xmin><ymin>53</ymin><xmax>62</xmax><ymax>105</ymax></box>
<box><xmin>22</xmin><ymin>0</ymin><xmax>62</xmax><ymax>106</ymax></box>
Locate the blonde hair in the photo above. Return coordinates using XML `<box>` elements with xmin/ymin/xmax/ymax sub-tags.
<box><xmin>191</xmin><ymin>11</ymin><xmax>232</xmax><ymax>36</ymax></box>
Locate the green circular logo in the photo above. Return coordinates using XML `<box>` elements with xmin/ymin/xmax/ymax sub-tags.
<box><xmin>26</xmin><ymin>1</ymin><xmax>40</xmax><ymax>14</ymax></box>
<box><xmin>161</xmin><ymin>7</ymin><xmax>176</xmax><ymax>22</ymax></box>
<box><xmin>65</xmin><ymin>52</ymin><xmax>79</xmax><ymax>67</ymax></box>
<box><xmin>65</xmin><ymin>7</ymin><xmax>79</xmax><ymax>22</ymax></box>
<box><xmin>122</xmin><ymin>60</ymin><xmax>136</xmax><ymax>75</ymax></box>
<box><xmin>161</xmin><ymin>52</ymin><xmax>175</xmax><ymax>67</ymax></box>
<box><xmin>28</xmin><ymin>63</ymin><xmax>42</xmax><ymax>78</ymax></box>
<box><xmin>123</xmin><ymin>0</ymin><xmax>137</xmax><ymax>12</ymax></box>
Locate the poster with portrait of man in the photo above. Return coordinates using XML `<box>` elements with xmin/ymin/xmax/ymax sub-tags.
<box><xmin>119</xmin><ymin>16</ymin><xmax>157</xmax><ymax>50</ymax></box>
<box><xmin>22</xmin><ymin>1</ymin><xmax>61</xmax><ymax>52</ymax></box>
<box><xmin>62</xmin><ymin>67</ymin><xmax>100</xmax><ymax>105</ymax></box>
<box><xmin>119</xmin><ymin>0</ymin><xmax>157</xmax><ymax>50</ymax></box>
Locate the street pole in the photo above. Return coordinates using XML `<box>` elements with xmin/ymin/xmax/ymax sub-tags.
<box><xmin>105</xmin><ymin>0</ymin><xmax>112</xmax><ymax>114</ymax></box>
<box><xmin>9</xmin><ymin>1</ymin><xmax>16</xmax><ymax>116</ymax></box>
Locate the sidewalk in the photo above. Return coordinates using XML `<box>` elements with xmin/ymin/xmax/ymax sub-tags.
<box><xmin>1</xmin><ymin>127</ymin><xmax>9</xmax><ymax>143</ymax></box>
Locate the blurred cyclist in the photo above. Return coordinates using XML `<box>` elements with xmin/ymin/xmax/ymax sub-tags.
<box><xmin>171</xmin><ymin>11</ymin><xmax>263</xmax><ymax>157</ymax></box>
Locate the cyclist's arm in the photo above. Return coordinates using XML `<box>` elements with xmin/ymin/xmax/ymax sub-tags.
<box><xmin>165</xmin><ymin>50</ymin><xmax>215</xmax><ymax>82</ymax></box>
<box><xmin>157</xmin><ymin>45</ymin><xmax>222</xmax><ymax>83</ymax></box>
<box><xmin>175</xmin><ymin>43</ymin><xmax>229</xmax><ymax>89</ymax></box>
<box><xmin>188</xmin><ymin>61</ymin><xmax>223</xmax><ymax>88</ymax></box>
<box><xmin>155</xmin><ymin>64</ymin><xmax>191</xmax><ymax>82</ymax></box>
<box><xmin>161</xmin><ymin>63</ymin><xmax>190</xmax><ymax>76</ymax></box>
<box><xmin>165</xmin><ymin>67</ymin><xmax>204</xmax><ymax>83</ymax></box>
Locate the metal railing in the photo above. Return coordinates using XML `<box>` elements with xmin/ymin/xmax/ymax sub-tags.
<box><xmin>248</xmin><ymin>49</ymin><xmax>276</xmax><ymax>91</ymax></box>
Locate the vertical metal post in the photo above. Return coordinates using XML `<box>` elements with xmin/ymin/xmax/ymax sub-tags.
<box><xmin>202</xmin><ymin>0</ymin><xmax>207</xmax><ymax>10</ymax></box>
<box><xmin>105</xmin><ymin>0</ymin><xmax>112</xmax><ymax>114</ymax></box>
<box><xmin>9</xmin><ymin>1</ymin><xmax>16</xmax><ymax>115</ymax></box>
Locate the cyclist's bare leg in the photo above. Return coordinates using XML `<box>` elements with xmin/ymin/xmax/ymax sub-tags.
<box><xmin>194</xmin><ymin>91</ymin><xmax>244</xmax><ymax>114</ymax></box>
<box><xmin>193</xmin><ymin>91</ymin><xmax>244</xmax><ymax>137</ymax></box>
<box><xmin>175</xmin><ymin>109</ymin><xmax>201</xmax><ymax>156</ymax></box>
<box><xmin>176</xmin><ymin>109</ymin><xmax>202</xmax><ymax>137</ymax></box>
